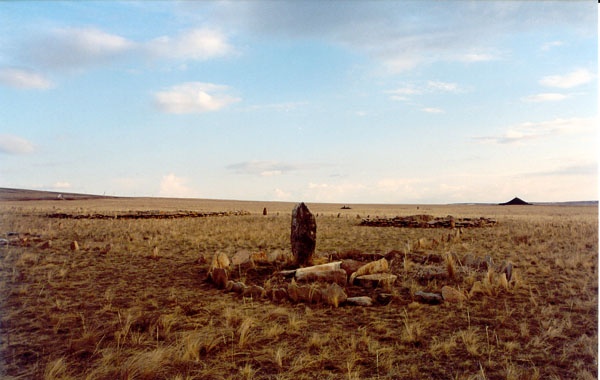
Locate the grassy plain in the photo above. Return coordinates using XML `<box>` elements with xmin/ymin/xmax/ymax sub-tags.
<box><xmin>0</xmin><ymin>196</ymin><xmax>597</xmax><ymax>379</ymax></box>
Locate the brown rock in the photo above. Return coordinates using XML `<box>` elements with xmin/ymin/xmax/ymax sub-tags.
<box><xmin>211</xmin><ymin>252</ymin><xmax>230</xmax><ymax>270</ymax></box>
<box><xmin>296</xmin><ymin>268</ymin><xmax>347</xmax><ymax>286</ymax></box>
<box><xmin>229</xmin><ymin>281</ymin><xmax>246</xmax><ymax>294</ymax></box>
<box><xmin>321</xmin><ymin>283</ymin><xmax>347</xmax><ymax>307</ymax></box>
<box><xmin>353</xmin><ymin>273</ymin><xmax>397</xmax><ymax>289</ymax></box>
<box><xmin>243</xmin><ymin>285</ymin><xmax>266</xmax><ymax>299</ymax></box>
<box><xmin>271</xmin><ymin>288</ymin><xmax>288</xmax><ymax>303</ymax></box>
<box><xmin>251</xmin><ymin>251</ymin><xmax>269</xmax><ymax>264</ymax></box>
<box><xmin>70</xmin><ymin>241</ymin><xmax>79</xmax><ymax>251</ymax></box>
<box><xmin>502</xmin><ymin>262</ymin><xmax>513</xmax><ymax>282</ymax></box>
<box><xmin>290</xmin><ymin>202</ymin><xmax>316</xmax><ymax>266</ymax></box>
<box><xmin>210</xmin><ymin>268</ymin><xmax>229</xmax><ymax>289</ymax></box>
<box><xmin>346</xmin><ymin>296</ymin><xmax>373</xmax><ymax>306</ymax></box>
<box><xmin>441</xmin><ymin>286</ymin><xmax>466</xmax><ymax>303</ymax></box>
<box><xmin>340</xmin><ymin>259</ymin><xmax>364</xmax><ymax>277</ymax></box>
<box><xmin>349</xmin><ymin>258</ymin><xmax>389</xmax><ymax>283</ymax></box>
<box><xmin>38</xmin><ymin>240</ymin><xmax>52</xmax><ymax>249</ymax></box>
<box><xmin>288</xmin><ymin>282</ymin><xmax>321</xmax><ymax>303</ymax></box>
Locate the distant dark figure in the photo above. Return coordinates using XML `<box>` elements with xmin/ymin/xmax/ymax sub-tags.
<box><xmin>263</xmin><ymin>207</ymin><xmax>267</xmax><ymax>216</ymax></box>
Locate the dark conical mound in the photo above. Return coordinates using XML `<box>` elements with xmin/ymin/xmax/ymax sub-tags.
<box><xmin>499</xmin><ymin>197</ymin><xmax>531</xmax><ymax>205</ymax></box>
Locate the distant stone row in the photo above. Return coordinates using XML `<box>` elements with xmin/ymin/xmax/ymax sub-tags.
<box><xmin>46</xmin><ymin>210</ymin><xmax>250</xmax><ymax>220</ymax></box>
<box><xmin>360</xmin><ymin>214</ymin><xmax>497</xmax><ymax>228</ymax></box>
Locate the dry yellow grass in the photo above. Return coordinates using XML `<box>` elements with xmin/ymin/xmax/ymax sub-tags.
<box><xmin>0</xmin><ymin>196</ymin><xmax>597</xmax><ymax>379</ymax></box>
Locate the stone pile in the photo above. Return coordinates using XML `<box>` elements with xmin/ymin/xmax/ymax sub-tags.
<box><xmin>360</xmin><ymin>214</ymin><xmax>497</xmax><ymax>228</ymax></box>
<box><xmin>203</xmin><ymin>203</ymin><xmax>513</xmax><ymax>308</ymax></box>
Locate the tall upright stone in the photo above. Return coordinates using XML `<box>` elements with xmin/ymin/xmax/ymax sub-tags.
<box><xmin>291</xmin><ymin>202</ymin><xmax>316</xmax><ymax>266</ymax></box>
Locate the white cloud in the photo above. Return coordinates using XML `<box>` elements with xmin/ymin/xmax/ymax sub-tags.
<box><xmin>0</xmin><ymin>68</ymin><xmax>53</xmax><ymax>89</ymax></box>
<box><xmin>539</xmin><ymin>68</ymin><xmax>594</xmax><ymax>89</ymax></box>
<box><xmin>540</xmin><ymin>40</ymin><xmax>563</xmax><ymax>51</ymax></box>
<box><xmin>226</xmin><ymin>160</ymin><xmax>300</xmax><ymax>176</ymax></box>
<box><xmin>421</xmin><ymin>107</ymin><xmax>444</xmax><ymax>114</ymax></box>
<box><xmin>387</xmin><ymin>80</ymin><xmax>464</xmax><ymax>101</ymax></box>
<box><xmin>0</xmin><ymin>134</ymin><xmax>35</xmax><ymax>154</ymax></box>
<box><xmin>24</xmin><ymin>27</ymin><xmax>133</xmax><ymax>70</ymax></box>
<box><xmin>521</xmin><ymin>93</ymin><xmax>568</xmax><ymax>102</ymax></box>
<box><xmin>455</xmin><ymin>52</ymin><xmax>499</xmax><ymax>62</ymax></box>
<box><xmin>475</xmin><ymin>117</ymin><xmax>595</xmax><ymax>144</ymax></box>
<box><xmin>146</xmin><ymin>28</ymin><xmax>233</xmax><ymax>61</ymax></box>
<box><xmin>159</xmin><ymin>173</ymin><xmax>195</xmax><ymax>198</ymax></box>
<box><xmin>154</xmin><ymin>82</ymin><xmax>240</xmax><ymax>114</ymax></box>
<box><xmin>426</xmin><ymin>81</ymin><xmax>460</xmax><ymax>92</ymax></box>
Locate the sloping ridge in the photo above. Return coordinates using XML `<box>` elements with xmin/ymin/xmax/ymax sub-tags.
<box><xmin>0</xmin><ymin>187</ymin><xmax>113</xmax><ymax>201</ymax></box>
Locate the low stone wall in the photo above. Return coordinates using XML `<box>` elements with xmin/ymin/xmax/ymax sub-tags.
<box><xmin>360</xmin><ymin>214</ymin><xmax>497</xmax><ymax>228</ymax></box>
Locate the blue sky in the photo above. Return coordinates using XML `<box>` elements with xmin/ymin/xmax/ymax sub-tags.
<box><xmin>0</xmin><ymin>1</ymin><xmax>597</xmax><ymax>203</ymax></box>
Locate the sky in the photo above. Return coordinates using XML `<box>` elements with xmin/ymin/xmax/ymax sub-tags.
<box><xmin>0</xmin><ymin>1</ymin><xmax>597</xmax><ymax>204</ymax></box>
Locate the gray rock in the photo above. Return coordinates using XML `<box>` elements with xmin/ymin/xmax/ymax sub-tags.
<box><xmin>243</xmin><ymin>285</ymin><xmax>266</xmax><ymax>299</ymax></box>
<box><xmin>414</xmin><ymin>291</ymin><xmax>443</xmax><ymax>305</ymax></box>
<box><xmin>346</xmin><ymin>296</ymin><xmax>373</xmax><ymax>306</ymax></box>
<box><xmin>321</xmin><ymin>283</ymin><xmax>347</xmax><ymax>307</ymax></box>
<box><xmin>291</xmin><ymin>202</ymin><xmax>316</xmax><ymax>266</ymax></box>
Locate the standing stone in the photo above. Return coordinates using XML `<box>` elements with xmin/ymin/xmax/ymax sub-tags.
<box><xmin>290</xmin><ymin>202</ymin><xmax>316</xmax><ymax>266</ymax></box>
<box><xmin>263</xmin><ymin>207</ymin><xmax>267</xmax><ymax>216</ymax></box>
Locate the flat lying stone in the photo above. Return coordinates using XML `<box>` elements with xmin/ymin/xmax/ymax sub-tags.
<box><xmin>353</xmin><ymin>273</ymin><xmax>397</xmax><ymax>288</ymax></box>
<box><xmin>346</xmin><ymin>296</ymin><xmax>373</xmax><ymax>306</ymax></box>
<box><xmin>414</xmin><ymin>291</ymin><xmax>443</xmax><ymax>305</ymax></box>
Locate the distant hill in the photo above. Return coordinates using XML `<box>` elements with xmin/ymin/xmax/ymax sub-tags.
<box><xmin>0</xmin><ymin>187</ymin><xmax>114</xmax><ymax>201</ymax></box>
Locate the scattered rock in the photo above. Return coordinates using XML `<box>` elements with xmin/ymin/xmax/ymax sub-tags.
<box><xmin>361</xmin><ymin>214</ymin><xmax>497</xmax><ymax>228</ymax></box>
<box><xmin>441</xmin><ymin>286</ymin><xmax>466</xmax><ymax>303</ymax></box>
<box><xmin>349</xmin><ymin>258</ymin><xmax>389</xmax><ymax>283</ymax></box>
<box><xmin>353</xmin><ymin>273</ymin><xmax>397</xmax><ymax>289</ymax></box>
<box><xmin>502</xmin><ymin>262</ymin><xmax>513</xmax><ymax>282</ymax></box>
<box><xmin>290</xmin><ymin>202</ymin><xmax>317</xmax><ymax>266</ymax></box>
<box><xmin>228</xmin><ymin>281</ymin><xmax>246</xmax><ymax>294</ymax></box>
<box><xmin>376</xmin><ymin>293</ymin><xmax>394</xmax><ymax>305</ymax></box>
<box><xmin>232</xmin><ymin>250</ymin><xmax>252</xmax><ymax>266</ymax></box>
<box><xmin>414</xmin><ymin>291</ymin><xmax>443</xmax><ymax>305</ymax></box>
<box><xmin>321</xmin><ymin>283</ymin><xmax>347</xmax><ymax>307</ymax></box>
<box><xmin>211</xmin><ymin>252</ymin><xmax>231</xmax><ymax>270</ymax></box>
<box><xmin>38</xmin><ymin>240</ymin><xmax>52</xmax><ymax>249</ymax></box>
<box><xmin>70</xmin><ymin>241</ymin><xmax>79</xmax><ymax>251</ymax></box>
<box><xmin>296</xmin><ymin>268</ymin><xmax>347</xmax><ymax>286</ymax></box>
<box><xmin>210</xmin><ymin>268</ymin><xmax>229</xmax><ymax>289</ymax></box>
<box><xmin>340</xmin><ymin>259</ymin><xmax>364</xmax><ymax>277</ymax></box>
<box><xmin>469</xmin><ymin>281</ymin><xmax>485</xmax><ymax>297</ymax></box>
<box><xmin>346</xmin><ymin>296</ymin><xmax>373</xmax><ymax>307</ymax></box>
<box><xmin>271</xmin><ymin>288</ymin><xmax>288</xmax><ymax>303</ymax></box>
<box><xmin>483</xmin><ymin>255</ymin><xmax>494</xmax><ymax>270</ymax></box>
<box><xmin>288</xmin><ymin>283</ymin><xmax>322</xmax><ymax>304</ymax></box>
<box><xmin>251</xmin><ymin>251</ymin><xmax>268</xmax><ymax>264</ymax></box>
<box><xmin>416</xmin><ymin>266</ymin><xmax>447</xmax><ymax>283</ymax></box>
<box><xmin>243</xmin><ymin>285</ymin><xmax>266</xmax><ymax>299</ymax></box>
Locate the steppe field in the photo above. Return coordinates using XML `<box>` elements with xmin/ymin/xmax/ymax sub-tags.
<box><xmin>0</xmin><ymin>192</ymin><xmax>597</xmax><ymax>379</ymax></box>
